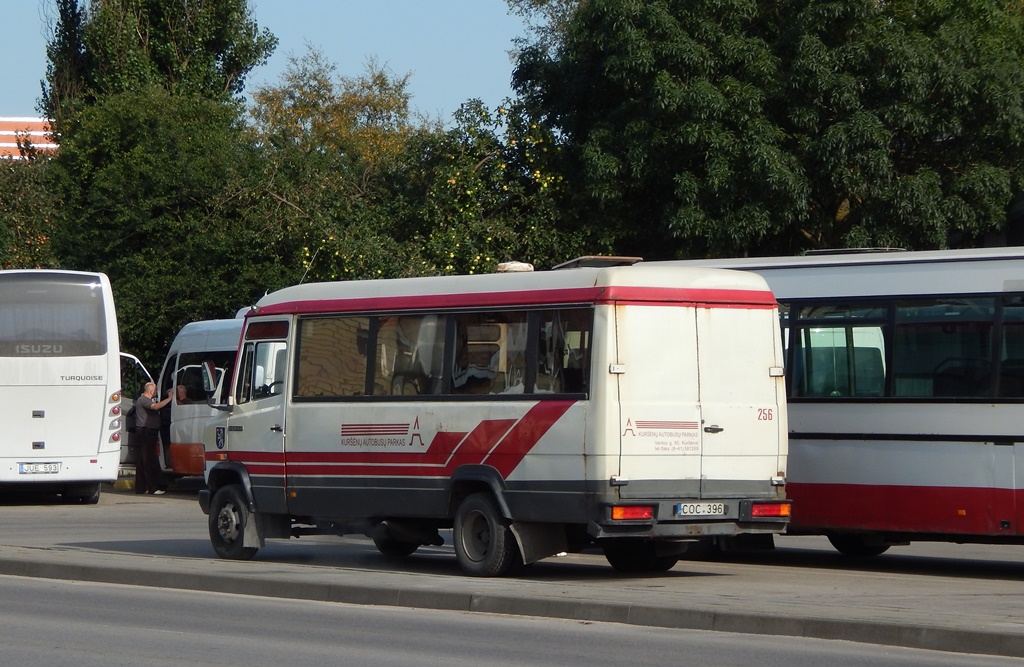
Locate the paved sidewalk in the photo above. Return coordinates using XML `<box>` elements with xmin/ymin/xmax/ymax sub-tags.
<box><xmin>0</xmin><ymin>532</ymin><xmax>1022</xmax><ymax>659</ymax></box>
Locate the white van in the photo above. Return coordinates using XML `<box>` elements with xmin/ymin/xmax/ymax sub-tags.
<box><xmin>198</xmin><ymin>263</ymin><xmax>791</xmax><ymax>576</ymax></box>
<box><xmin>156</xmin><ymin>318</ymin><xmax>242</xmax><ymax>476</ymax></box>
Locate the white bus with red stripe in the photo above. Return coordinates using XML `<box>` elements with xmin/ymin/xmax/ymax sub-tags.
<box><xmin>672</xmin><ymin>247</ymin><xmax>1024</xmax><ymax>556</ymax></box>
<box><xmin>198</xmin><ymin>262</ymin><xmax>791</xmax><ymax>575</ymax></box>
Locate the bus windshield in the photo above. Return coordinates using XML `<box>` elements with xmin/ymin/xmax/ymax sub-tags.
<box><xmin>0</xmin><ymin>273</ymin><xmax>108</xmax><ymax>356</ymax></box>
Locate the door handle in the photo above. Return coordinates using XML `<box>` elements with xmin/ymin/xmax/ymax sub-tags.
<box><xmin>270</xmin><ymin>425</ymin><xmax>283</xmax><ymax>433</ymax></box>
<box><xmin>703</xmin><ymin>425</ymin><xmax>724</xmax><ymax>434</ymax></box>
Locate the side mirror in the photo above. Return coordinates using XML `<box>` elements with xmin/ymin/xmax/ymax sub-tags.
<box><xmin>201</xmin><ymin>360</ymin><xmax>233</xmax><ymax>412</ymax></box>
<box><xmin>201</xmin><ymin>360</ymin><xmax>218</xmax><ymax>394</ymax></box>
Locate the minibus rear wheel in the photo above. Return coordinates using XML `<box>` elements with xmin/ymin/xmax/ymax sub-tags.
<box><xmin>453</xmin><ymin>492</ymin><xmax>522</xmax><ymax>577</ymax></box>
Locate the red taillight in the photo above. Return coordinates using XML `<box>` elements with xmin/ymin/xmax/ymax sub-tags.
<box><xmin>111</xmin><ymin>432</ymin><xmax>120</xmax><ymax>442</ymax></box>
<box><xmin>111</xmin><ymin>405</ymin><xmax>121</xmax><ymax>415</ymax></box>
<box><xmin>751</xmin><ymin>502</ymin><xmax>791</xmax><ymax>518</ymax></box>
<box><xmin>611</xmin><ymin>505</ymin><xmax>654</xmax><ymax>520</ymax></box>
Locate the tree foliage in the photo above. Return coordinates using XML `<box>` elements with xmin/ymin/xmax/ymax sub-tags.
<box><xmin>513</xmin><ymin>0</ymin><xmax>1024</xmax><ymax>257</ymax></box>
<box><xmin>48</xmin><ymin>87</ymin><xmax>294</xmax><ymax>364</ymax></box>
<box><xmin>247</xmin><ymin>50</ymin><xmax>427</xmax><ymax>282</ymax></box>
<box><xmin>43</xmin><ymin>0</ymin><xmax>276</xmax><ymax>130</ymax></box>
<box><xmin>42</xmin><ymin>0</ymin><xmax>280</xmax><ymax>366</ymax></box>
<box><xmin>247</xmin><ymin>51</ymin><xmax>592</xmax><ymax>283</ymax></box>
<box><xmin>394</xmin><ymin>99</ymin><xmax>596</xmax><ymax>273</ymax></box>
<box><xmin>0</xmin><ymin>158</ymin><xmax>58</xmax><ymax>270</ymax></box>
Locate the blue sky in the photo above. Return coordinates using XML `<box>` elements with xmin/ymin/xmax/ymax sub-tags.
<box><xmin>2</xmin><ymin>1</ymin><xmax>528</xmax><ymax>122</ymax></box>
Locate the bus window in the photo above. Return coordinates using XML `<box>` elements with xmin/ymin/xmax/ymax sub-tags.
<box><xmin>789</xmin><ymin>303</ymin><xmax>886</xmax><ymax>399</ymax></box>
<box><xmin>999</xmin><ymin>296</ymin><xmax>1024</xmax><ymax>398</ymax></box>
<box><xmin>374</xmin><ymin>314</ymin><xmax>446</xmax><ymax>397</ymax></box>
<box><xmin>893</xmin><ymin>298</ymin><xmax>995</xmax><ymax>398</ymax></box>
<box><xmin>237</xmin><ymin>340</ymin><xmax>288</xmax><ymax>403</ymax></box>
<box><xmin>296</xmin><ymin>316</ymin><xmax>370</xmax><ymax>398</ymax></box>
<box><xmin>537</xmin><ymin>308</ymin><xmax>592</xmax><ymax>394</ymax></box>
<box><xmin>793</xmin><ymin>326</ymin><xmax>885</xmax><ymax>398</ymax></box>
<box><xmin>451</xmin><ymin>312</ymin><xmax>529</xmax><ymax>395</ymax></box>
<box><xmin>176</xmin><ymin>350</ymin><xmax>236</xmax><ymax>404</ymax></box>
<box><xmin>0</xmin><ymin>273</ymin><xmax>108</xmax><ymax>356</ymax></box>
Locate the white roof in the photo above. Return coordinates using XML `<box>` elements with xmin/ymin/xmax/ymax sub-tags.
<box><xmin>253</xmin><ymin>264</ymin><xmax>774</xmax><ymax>315</ymax></box>
<box><xmin>665</xmin><ymin>247</ymin><xmax>1024</xmax><ymax>299</ymax></box>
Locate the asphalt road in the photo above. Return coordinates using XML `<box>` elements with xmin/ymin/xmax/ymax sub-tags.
<box><xmin>2</xmin><ymin>575</ymin><xmax>1022</xmax><ymax>667</ymax></box>
<box><xmin>1</xmin><ymin>484</ymin><xmax>1023</xmax><ymax>659</ymax></box>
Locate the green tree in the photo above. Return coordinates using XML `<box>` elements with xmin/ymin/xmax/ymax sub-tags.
<box><xmin>42</xmin><ymin>0</ymin><xmax>279</xmax><ymax>365</ymax></box>
<box><xmin>512</xmin><ymin>0</ymin><xmax>1024</xmax><ymax>258</ymax></box>
<box><xmin>0</xmin><ymin>158</ymin><xmax>58</xmax><ymax>270</ymax></box>
<box><xmin>394</xmin><ymin>99</ymin><xmax>596</xmax><ymax>273</ymax></box>
<box><xmin>43</xmin><ymin>0</ymin><xmax>276</xmax><ymax>127</ymax></box>
<box><xmin>779</xmin><ymin>0</ymin><xmax>1024</xmax><ymax>250</ymax></box>
<box><xmin>248</xmin><ymin>50</ymin><xmax>427</xmax><ymax>282</ymax></box>
<box><xmin>48</xmin><ymin>87</ymin><xmax>295</xmax><ymax>365</ymax></box>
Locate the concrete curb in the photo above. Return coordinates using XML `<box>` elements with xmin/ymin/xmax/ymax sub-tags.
<box><xmin>0</xmin><ymin>545</ymin><xmax>1020</xmax><ymax>658</ymax></box>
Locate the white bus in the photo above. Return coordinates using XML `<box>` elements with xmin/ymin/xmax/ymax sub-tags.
<box><xmin>155</xmin><ymin>317</ymin><xmax>242</xmax><ymax>477</ymax></box>
<box><xmin>673</xmin><ymin>247</ymin><xmax>1024</xmax><ymax>556</ymax></box>
<box><xmin>0</xmin><ymin>269</ymin><xmax>124</xmax><ymax>503</ymax></box>
<box><xmin>198</xmin><ymin>262</ymin><xmax>791</xmax><ymax>576</ymax></box>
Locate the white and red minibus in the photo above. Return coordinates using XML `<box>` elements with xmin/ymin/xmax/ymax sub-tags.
<box><xmin>198</xmin><ymin>262</ymin><xmax>791</xmax><ymax>575</ymax></box>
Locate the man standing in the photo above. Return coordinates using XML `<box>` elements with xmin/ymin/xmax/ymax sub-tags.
<box><xmin>134</xmin><ymin>382</ymin><xmax>172</xmax><ymax>495</ymax></box>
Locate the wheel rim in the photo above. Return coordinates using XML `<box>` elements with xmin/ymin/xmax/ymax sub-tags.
<box><xmin>216</xmin><ymin>502</ymin><xmax>242</xmax><ymax>544</ymax></box>
<box><xmin>461</xmin><ymin>509</ymin><xmax>491</xmax><ymax>562</ymax></box>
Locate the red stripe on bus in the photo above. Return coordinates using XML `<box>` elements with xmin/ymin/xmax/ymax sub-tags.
<box><xmin>484</xmin><ymin>402</ymin><xmax>575</xmax><ymax>477</ymax></box>
<box><xmin>254</xmin><ymin>286</ymin><xmax>776</xmax><ymax>316</ymax></box>
<box><xmin>789</xmin><ymin>482</ymin><xmax>1018</xmax><ymax>536</ymax></box>
<box><xmin>286</xmin><ymin>431</ymin><xmax>468</xmax><ymax>465</ymax></box>
<box><xmin>212</xmin><ymin>401</ymin><xmax>575</xmax><ymax>479</ymax></box>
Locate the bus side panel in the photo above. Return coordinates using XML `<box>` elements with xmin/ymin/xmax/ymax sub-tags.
<box><xmin>283</xmin><ymin>400</ymin><xmax>589</xmax><ymax>523</ymax></box>
<box><xmin>613</xmin><ymin>303</ymin><xmax>703</xmax><ymax>499</ymax></box>
<box><xmin>788</xmin><ymin>403</ymin><xmax>1014</xmax><ymax>535</ymax></box>
<box><xmin>696</xmin><ymin>306</ymin><xmax>787</xmax><ymax>498</ymax></box>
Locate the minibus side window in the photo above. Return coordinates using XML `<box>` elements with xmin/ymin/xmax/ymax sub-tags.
<box><xmin>451</xmin><ymin>311</ymin><xmax>529</xmax><ymax>395</ymax></box>
<box><xmin>374</xmin><ymin>314</ymin><xmax>446</xmax><ymax>396</ymax></box>
<box><xmin>296</xmin><ymin>316</ymin><xmax>370</xmax><ymax>398</ymax></box>
<box><xmin>236</xmin><ymin>343</ymin><xmax>255</xmax><ymax>404</ymax></box>
<box><xmin>536</xmin><ymin>308</ymin><xmax>592</xmax><ymax>394</ymax></box>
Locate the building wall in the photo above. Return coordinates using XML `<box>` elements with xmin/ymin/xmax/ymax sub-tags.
<box><xmin>0</xmin><ymin>118</ymin><xmax>57</xmax><ymax>159</ymax></box>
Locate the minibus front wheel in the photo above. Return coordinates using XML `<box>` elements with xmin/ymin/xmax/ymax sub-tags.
<box><xmin>209</xmin><ymin>484</ymin><xmax>259</xmax><ymax>560</ymax></box>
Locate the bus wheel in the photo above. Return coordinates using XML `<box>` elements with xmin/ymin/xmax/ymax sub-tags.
<box><xmin>372</xmin><ymin>535</ymin><xmax>420</xmax><ymax>557</ymax></box>
<box><xmin>453</xmin><ymin>493</ymin><xmax>521</xmax><ymax>577</ymax></box>
<box><xmin>827</xmin><ymin>533</ymin><xmax>890</xmax><ymax>558</ymax></box>
<box><xmin>209</xmin><ymin>485</ymin><xmax>258</xmax><ymax>560</ymax></box>
<box><xmin>603</xmin><ymin>541</ymin><xmax>679</xmax><ymax>573</ymax></box>
<box><xmin>63</xmin><ymin>483</ymin><xmax>101</xmax><ymax>505</ymax></box>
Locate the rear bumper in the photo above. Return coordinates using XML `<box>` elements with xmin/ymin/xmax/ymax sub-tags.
<box><xmin>590</xmin><ymin>498</ymin><xmax>792</xmax><ymax>540</ymax></box>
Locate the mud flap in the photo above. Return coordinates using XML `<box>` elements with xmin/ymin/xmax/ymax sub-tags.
<box><xmin>510</xmin><ymin>521</ymin><xmax>569</xmax><ymax>564</ymax></box>
<box><xmin>244</xmin><ymin>511</ymin><xmax>264</xmax><ymax>549</ymax></box>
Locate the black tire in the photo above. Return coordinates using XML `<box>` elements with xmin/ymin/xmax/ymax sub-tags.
<box><xmin>603</xmin><ymin>541</ymin><xmax>679</xmax><ymax>573</ymax></box>
<box><xmin>63</xmin><ymin>483</ymin><xmax>101</xmax><ymax>505</ymax></box>
<box><xmin>453</xmin><ymin>492</ymin><xmax>522</xmax><ymax>577</ymax></box>
<box><xmin>373</xmin><ymin>535</ymin><xmax>420</xmax><ymax>557</ymax></box>
<box><xmin>209</xmin><ymin>485</ymin><xmax>259</xmax><ymax>560</ymax></box>
<box><xmin>827</xmin><ymin>533</ymin><xmax>890</xmax><ymax>558</ymax></box>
